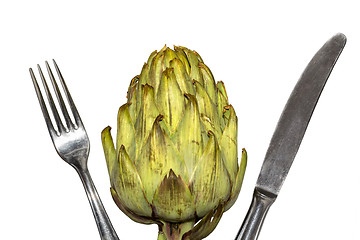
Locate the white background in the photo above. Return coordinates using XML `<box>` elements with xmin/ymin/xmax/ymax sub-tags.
<box><xmin>1</xmin><ymin>1</ymin><xmax>360</xmax><ymax>239</ymax></box>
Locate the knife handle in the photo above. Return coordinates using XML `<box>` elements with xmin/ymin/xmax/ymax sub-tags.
<box><xmin>235</xmin><ymin>187</ymin><xmax>277</xmax><ymax>240</ymax></box>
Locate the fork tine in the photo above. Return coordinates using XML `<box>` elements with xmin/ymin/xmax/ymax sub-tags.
<box><xmin>29</xmin><ymin>68</ymin><xmax>58</xmax><ymax>137</ymax></box>
<box><xmin>45</xmin><ymin>61</ymin><xmax>75</xmax><ymax>130</ymax></box>
<box><xmin>37</xmin><ymin>64</ymin><xmax>67</xmax><ymax>134</ymax></box>
<box><xmin>52</xmin><ymin>59</ymin><xmax>83</xmax><ymax>127</ymax></box>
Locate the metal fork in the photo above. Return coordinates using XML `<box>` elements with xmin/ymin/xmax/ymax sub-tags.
<box><xmin>29</xmin><ymin>60</ymin><xmax>120</xmax><ymax>240</ymax></box>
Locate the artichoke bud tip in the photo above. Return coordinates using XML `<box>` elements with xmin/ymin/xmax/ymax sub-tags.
<box><xmin>155</xmin><ymin>114</ymin><xmax>164</xmax><ymax>122</ymax></box>
<box><xmin>207</xmin><ymin>130</ymin><xmax>215</xmax><ymax>137</ymax></box>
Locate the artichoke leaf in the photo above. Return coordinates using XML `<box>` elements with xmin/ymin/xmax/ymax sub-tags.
<box><xmin>194</xmin><ymin>81</ymin><xmax>222</xmax><ymax>140</ymax></box>
<box><xmin>156</xmin><ymin>68</ymin><xmax>185</xmax><ymax>135</ymax></box>
<box><xmin>216</xmin><ymin>81</ymin><xmax>228</xmax><ymax>102</ymax></box>
<box><xmin>101</xmin><ymin>126</ymin><xmax>116</xmax><ymax>175</ymax></box>
<box><xmin>146</xmin><ymin>50</ymin><xmax>158</xmax><ymax>67</ymax></box>
<box><xmin>110</xmin><ymin>187</ymin><xmax>160</xmax><ymax>225</ymax></box>
<box><xmin>181</xmin><ymin>48</ymin><xmax>203</xmax><ymax>85</ymax></box>
<box><xmin>225</xmin><ymin>148</ymin><xmax>247</xmax><ymax>211</ymax></box>
<box><xmin>153</xmin><ymin>169</ymin><xmax>195</xmax><ymax>222</ymax></box>
<box><xmin>219</xmin><ymin>104</ymin><xmax>238</xmax><ymax>182</ymax></box>
<box><xmin>126</xmin><ymin>75</ymin><xmax>138</xmax><ymax>104</ymax></box>
<box><xmin>149</xmin><ymin>50</ymin><xmax>165</xmax><ymax>95</ymax></box>
<box><xmin>217</xmin><ymin>88</ymin><xmax>229</xmax><ymax>131</ymax></box>
<box><xmin>193</xmin><ymin>50</ymin><xmax>204</xmax><ymax>63</ymax></box>
<box><xmin>190</xmin><ymin>131</ymin><xmax>231</xmax><ymax>218</ymax></box>
<box><xmin>138</xmin><ymin>63</ymin><xmax>150</xmax><ymax>87</ymax></box>
<box><xmin>163</xmin><ymin>47</ymin><xmax>178</xmax><ymax>69</ymax></box>
<box><xmin>127</xmin><ymin>78</ymin><xmax>139</xmax><ymax>123</ymax></box>
<box><xmin>199</xmin><ymin>62</ymin><xmax>217</xmax><ymax>105</ymax></box>
<box><xmin>134</xmin><ymin>63</ymin><xmax>150</xmax><ymax>117</ymax></box>
<box><xmin>134</xmin><ymin>84</ymin><xmax>160</xmax><ymax>154</ymax></box>
<box><xmin>174</xmin><ymin>46</ymin><xmax>191</xmax><ymax>74</ymax></box>
<box><xmin>135</xmin><ymin>116</ymin><xmax>189</xmax><ymax>204</ymax></box>
<box><xmin>182</xmin><ymin>203</ymin><xmax>225</xmax><ymax>240</ymax></box>
<box><xmin>111</xmin><ymin>145</ymin><xmax>153</xmax><ymax>217</ymax></box>
<box><xmin>171</xmin><ymin>94</ymin><xmax>204</xmax><ymax>177</ymax></box>
<box><xmin>116</xmin><ymin>103</ymin><xmax>136</xmax><ymax>161</ymax></box>
<box><xmin>170</xmin><ymin>58</ymin><xmax>195</xmax><ymax>95</ymax></box>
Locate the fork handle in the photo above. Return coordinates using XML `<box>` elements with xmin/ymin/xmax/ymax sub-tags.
<box><xmin>76</xmin><ymin>167</ymin><xmax>120</xmax><ymax>240</ymax></box>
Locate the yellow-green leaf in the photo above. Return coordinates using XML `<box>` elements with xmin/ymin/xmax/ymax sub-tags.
<box><xmin>135</xmin><ymin>63</ymin><xmax>150</xmax><ymax>117</ymax></box>
<box><xmin>193</xmin><ymin>50</ymin><xmax>204</xmax><ymax>63</ymax></box>
<box><xmin>183</xmin><ymin>48</ymin><xmax>203</xmax><ymax>85</ymax></box>
<box><xmin>101</xmin><ymin>126</ymin><xmax>116</xmax><ymax>175</ymax></box>
<box><xmin>199</xmin><ymin>62</ymin><xmax>217</xmax><ymax>105</ymax></box>
<box><xmin>171</xmin><ymin>94</ymin><xmax>205</xmax><ymax>176</ymax></box>
<box><xmin>216</xmin><ymin>81</ymin><xmax>228</xmax><ymax>102</ymax></box>
<box><xmin>146</xmin><ymin>50</ymin><xmax>158</xmax><ymax>66</ymax></box>
<box><xmin>225</xmin><ymin>149</ymin><xmax>247</xmax><ymax>211</ymax></box>
<box><xmin>194</xmin><ymin>81</ymin><xmax>222</xmax><ymax>140</ymax></box>
<box><xmin>170</xmin><ymin>58</ymin><xmax>195</xmax><ymax>95</ymax></box>
<box><xmin>111</xmin><ymin>187</ymin><xmax>157</xmax><ymax>225</ymax></box>
<box><xmin>135</xmin><ymin>116</ymin><xmax>188</xmax><ymax>204</ymax></box>
<box><xmin>149</xmin><ymin>50</ymin><xmax>165</xmax><ymax>94</ymax></box>
<box><xmin>111</xmin><ymin>145</ymin><xmax>152</xmax><ymax>217</ymax></box>
<box><xmin>153</xmin><ymin>169</ymin><xmax>195</xmax><ymax>222</ymax></box>
<box><xmin>134</xmin><ymin>84</ymin><xmax>160</xmax><ymax>154</ymax></box>
<box><xmin>138</xmin><ymin>63</ymin><xmax>150</xmax><ymax>86</ymax></box>
<box><xmin>127</xmin><ymin>76</ymin><xmax>139</xmax><ymax>123</ymax></box>
<box><xmin>156</xmin><ymin>68</ymin><xmax>185</xmax><ymax>135</ymax></box>
<box><xmin>182</xmin><ymin>203</ymin><xmax>224</xmax><ymax>240</ymax></box>
<box><xmin>174</xmin><ymin>46</ymin><xmax>190</xmax><ymax>74</ymax></box>
<box><xmin>190</xmin><ymin>131</ymin><xmax>231</xmax><ymax>218</ymax></box>
<box><xmin>219</xmin><ymin>105</ymin><xmax>238</xmax><ymax>182</ymax></box>
<box><xmin>217</xmin><ymin>81</ymin><xmax>229</xmax><ymax>131</ymax></box>
<box><xmin>126</xmin><ymin>75</ymin><xmax>138</xmax><ymax>104</ymax></box>
<box><xmin>163</xmin><ymin>47</ymin><xmax>177</xmax><ymax>69</ymax></box>
<box><xmin>116</xmin><ymin>103</ymin><xmax>136</xmax><ymax>161</ymax></box>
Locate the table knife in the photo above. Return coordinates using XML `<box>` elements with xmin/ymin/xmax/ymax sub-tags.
<box><xmin>235</xmin><ymin>33</ymin><xmax>347</xmax><ymax>240</ymax></box>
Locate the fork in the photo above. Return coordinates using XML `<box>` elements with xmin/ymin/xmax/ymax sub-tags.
<box><xmin>29</xmin><ymin>60</ymin><xmax>120</xmax><ymax>240</ymax></box>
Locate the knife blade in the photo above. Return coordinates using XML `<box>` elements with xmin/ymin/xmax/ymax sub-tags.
<box><xmin>235</xmin><ymin>33</ymin><xmax>346</xmax><ymax>240</ymax></box>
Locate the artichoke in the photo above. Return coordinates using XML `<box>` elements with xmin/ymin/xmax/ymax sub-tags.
<box><xmin>101</xmin><ymin>45</ymin><xmax>247</xmax><ymax>240</ymax></box>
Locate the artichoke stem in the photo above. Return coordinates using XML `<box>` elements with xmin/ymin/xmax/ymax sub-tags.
<box><xmin>157</xmin><ymin>221</ymin><xmax>195</xmax><ymax>240</ymax></box>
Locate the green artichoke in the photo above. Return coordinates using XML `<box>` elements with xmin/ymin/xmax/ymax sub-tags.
<box><xmin>101</xmin><ymin>45</ymin><xmax>247</xmax><ymax>240</ymax></box>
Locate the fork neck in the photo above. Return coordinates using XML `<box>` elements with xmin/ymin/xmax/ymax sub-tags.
<box><xmin>70</xmin><ymin>158</ymin><xmax>88</xmax><ymax>172</ymax></box>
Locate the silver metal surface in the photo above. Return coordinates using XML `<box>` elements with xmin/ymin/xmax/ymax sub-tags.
<box><xmin>30</xmin><ymin>60</ymin><xmax>119</xmax><ymax>240</ymax></box>
<box><xmin>236</xmin><ymin>188</ymin><xmax>276</xmax><ymax>240</ymax></box>
<box><xmin>256</xmin><ymin>33</ymin><xmax>347</xmax><ymax>195</ymax></box>
<box><xmin>236</xmin><ymin>33</ymin><xmax>346</xmax><ymax>240</ymax></box>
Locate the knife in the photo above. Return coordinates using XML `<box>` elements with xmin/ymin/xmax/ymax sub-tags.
<box><xmin>235</xmin><ymin>33</ymin><xmax>347</xmax><ymax>240</ymax></box>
